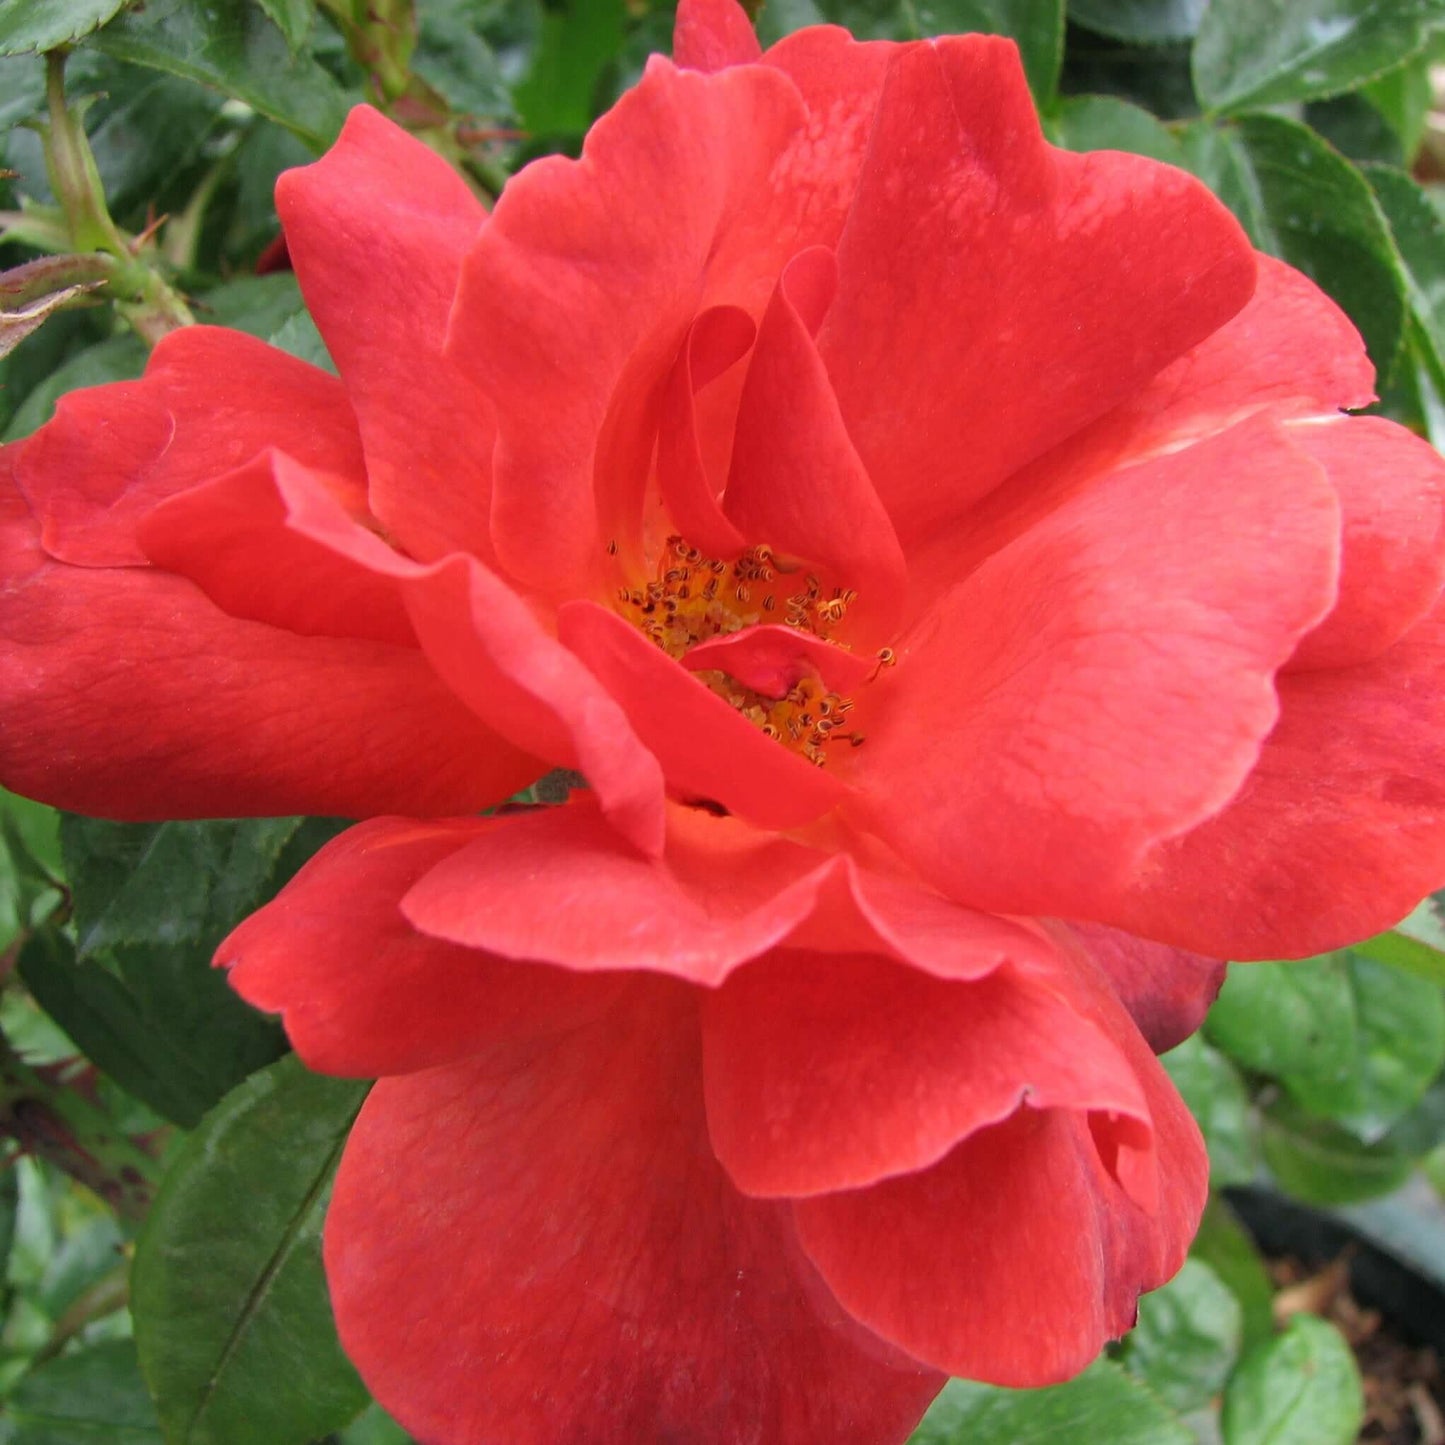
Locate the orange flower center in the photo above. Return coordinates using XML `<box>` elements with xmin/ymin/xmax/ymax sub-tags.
<box><xmin>613</xmin><ymin>535</ymin><xmax>866</xmax><ymax>767</ymax></box>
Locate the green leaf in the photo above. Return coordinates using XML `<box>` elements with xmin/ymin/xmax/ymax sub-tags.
<box><xmin>1395</xmin><ymin>890</ymin><xmax>1445</xmax><ymax>952</ymax></box>
<box><xmin>252</xmin><ymin>0</ymin><xmax>314</xmax><ymax>50</ymax></box>
<box><xmin>91</xmin><ymin>0</ymin><xmax>351</xmax><ymax>150</ymax></box>
<box><xmin>267</xmin><ymin>308</ymin><xmax>336</xmax><ymax>373</ymax></box>
<box><xmin>1116</xmin><ymin>1258</ymin><xmax>1242</xmax><ymax>1414</ymax></box>
<box><xmin>0</xmin><ymin>790</ymin><xmax>62</xmax><ymax>889</ymax></box>
<box><xmin>2</xmin><ymin>332</ymin><xmax>146</xmax><ymax>442</ymax></box>
<box><xmin>6</xmin><ymin>1340</ymin><xmax>161</xmax><ymax>1443</ymax></box>
<box><xmin>514</xmin><ymin>0</ymin><xmax>626</xmax><ymax>136</ymax></box>
<box><xmin>1306</xmin><ymin>92</ymin><xmax>1407</xmax><ymax>167</ymax></box>
<box><xmin>1383</xmin><ymin>313</ymin><xmax>1445</xmax><ymax>449</ymax></box>
<box><xmin>1352</xmin><ymin>926</ymin><xmax>1445</xmax><ymax>985</ymax></box>
<box><xmin>1221</xmin><ymin>1315</ymin><xmax>1364</xmax><ymax>1445</ymax></box>
<box><xmin>64</xmin><ymin>815</ymin><xmax>298</xmax><ymax>956</ymax></box>
<box><xmin>67</xmin><ymin>51</ymin><xmax>229</xmax><ymax>226</ymax></box>
<box><xmin>1365</xmin><ymin>163</ymin><xmax>1445</xmax><ymax>382</ymax></box>
<box><xmin>37</xmin><ymin>1214</ymin><xmax>124</xmax><ymax>1322</ymax></box>
<box><xmin>909</xmin><ymin>1357</ymin><xmax>1192</xmax><ymax>1443</ymax></box>
<box><xmin>1384</xmin><ymin>1076</ymin><xmax>1445</xmax><ymax>1156</ymax></box>
<box><xmin>1161</xmin><ymin>1033</ymin><xmax>1257</xmax><ymax>1186</ymax></box>
<box><xmin>19</xmin><ymin>927</ymin><xmax>213</xmax><ymax>1127</ymax></box>
<box><xmin>1206</xmin><ymin>951</ymin><xmax>1445</xmax><ymax>1137</ymax></box>
<box><xmin>1067</xmin><ymin>0</ymin><xmax>1204</xmax><ymax>43</ymax></box>
<box><xmin>132</xmin><ymin>1056</ymin><xmax>370</xmax><ymax>1445</ymax></box>
<box><xmin>1193</xmin><ymin>0</ymin><xmax>1445</xmax><ymax>116</ymax></box>
<box><xmin>1179</xmin><ymin>114</ymin><xmax>1405</xmax><ymax>377</ymax></box>
<box><xmin>20</xmin><ymin>817</ymin><xmax>345</xmax><ymax>1125</ymax></box>
<box><xmin>1047</xmin><ymin>93</ymin><xmax>1184</xmax><ymax>163</ymax></box>
<box><xmin>412</xmin><ymin>0</ymin><xmax>514</xmax><ymax>120</ymax></box>
<box><xmin>196</xmin><ymin>272</ymin><xmax>306</xmax><ymax>339</ymax></box>
<box><xmin>0</xmin><ymin>0</ymin><xmax>129</xmax><ymax>55</ymax></box>
<box><xmin>337</xmin><ymin>1404</ymin><xmax>411</xmax><ymax>1445</ymax></box>
<box><xmin>1362</xmin><ymin>52</ymin><xmax>1433</xmax><ymax>162</ymax></box>
<box><xmin>1260</xmin><ymin>1095</ymin><xmax>1412</xmax><ymax>1204</ymax></box>
<box><xmin>1069</xmin><ymin>0</ymin><xmax>1202</xmax><ymax>40</ymax></box>
<box><xmin>1189</xmin><ymin>1198</ymin><xmax>1276</xmax><ymax>1353</ymax></box>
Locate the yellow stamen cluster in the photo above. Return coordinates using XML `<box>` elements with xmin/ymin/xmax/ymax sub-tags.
<box><xmin>613</xmin><ymin>535</ymin><xmax>865</xmax><ymax>766</ymax></box>
<box><xmin>695</xmin><ymin>670</ymin><xmax>862</xmax><ymax>768</ymax></box>
<box><xmin>615</xmin><ymin>537</ymin><xmax>855</xmax><ymax>655</ymax></box>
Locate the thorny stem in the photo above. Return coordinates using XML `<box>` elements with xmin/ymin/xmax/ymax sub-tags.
<box><xmin>35</xmin><ymin>49</ymin><xmax>193</xmax><ymax>343</ymax></box>
<box><xmin>42</xmin><ymin>50</ymin><xmax>128</xmax><ymax>256</ymax></box>
<box><xmin>0</xmin><ymin>1026</ymin><xmax>160</xmax><ymax>1225</ymax></box>
<box><xmin>314</xmin><ymin>0</ymin><xmax>508</xmax><ymax>201</ymax></box>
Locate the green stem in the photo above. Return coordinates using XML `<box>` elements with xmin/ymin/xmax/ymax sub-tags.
<box><xmin>38</xmin><ymin>49</ymin><xmax>194</xmax><ymax>345</ymax></box>
<box><xmin>42</xmin><ymin>50</ymin><xmax>127</xmax><ymax>257</ymax></box>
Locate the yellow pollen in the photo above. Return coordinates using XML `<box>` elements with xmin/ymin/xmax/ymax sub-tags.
<box><xmin>613</xmin><ymin>534</ymin><xmax>865</xmax><ymax>766</ymax></box>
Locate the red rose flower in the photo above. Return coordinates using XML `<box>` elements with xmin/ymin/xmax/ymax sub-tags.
<box><xmin>3</xmin><ymin>0</ymin><xmax>1444</xmax><ymax>1437</ymax></box>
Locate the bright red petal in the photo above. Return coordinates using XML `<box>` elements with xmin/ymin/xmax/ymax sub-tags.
<box><xmin>794</xmin><ymin>990</ymin><xmax>1205</xmax><ymax>1385</ymax></box>
<box><xmin>403</xmin><ymin>561</ymin><xmax>666</xmax><ymax>854</ymax></box>
<box><xmin>557</xmin><ymin>599</ymin><xmax>845</xmax><ymax>827</ymax></box>
<box><xmin>222</xmin><ymin>817</ymin><xmax>623</xmax><ymax>1076</ymax></box>
<box><xmin>853</xmin><ymin>415</ymin><xmax>1340</xmax><ymax>920</ymax></box>
<box><xmin>276</xmin><ymin>106</ymin><xmax>496</xmax><ymax>563</ymax></box>
<box><xmin>681</xmin><ymin>623</ymin><xmax>873</xmax><ymax>697</ymax></box>
<box><xmin>655</xmin><ymin>306</ymin><xmax>752</xmax><ymax>559</ymax></box>
<box><xmin>1105</xmin><ymin>596</ymin><xmax>1445</xmax><ymax>958</ymax></box>
<box><xmin>142</xmin><ymin>456</ymin><xmax>668</xmax><ymax>855</ymax></box>
<box><xmin>401</xmin><ymin>795</ymin><xmax>835</xmax><ymax>986</ymax></box>
<box><xmin>1127</xmin><ymin>253</ymin><xmax>1375</xmax><ymax>424</ymax></box>
<box><xmin>1055</xmin><ymin>921</ymin><xmax>1226</xmax><ymax>1054</ymax></box>
<box><xmin>325</xmin><ymin>983</ymin><xmax>942</xmax><ymax>1444</ymax></box>
<box><xmin>0</xmin><ymin>456</ymin><xmax>532</xmax><ymax>819</ymax></box>
<box><xmin>447</xmin><ymin>58</ymin><xmax>807</xmax><ymax>593</ymax></box>
<box><xmin>703</xmin><ymin>949</ymin><xmax>1149</xmax><ymax>1198</ymax></box>
<box><xmin>761</xmin><ymin>25</ymin><xmax>894</xmax><ymax>247</ymax></box>
<box><xmin>817</xmin><ymin>37</ymin><xmax>1256</xmax><ymax>543</ymax></box>
<box><xmin>901</xmin><ymin>256</ymin><xmax>1377</xmax><ymax>613</ymax></box>
<box><xmin>723</xmin><ymin>247</ymin><xmax>906</xmax><ymax>646</ymax></box>
<box><xmin>14</xmin><ymin>329</ymin><xmax>364</xmax><ymax>568</ymax></box>
<box><xmin>1284</xmin><ymin>416</ymin><xmax>1445</xmax><ymax>672</ymax></box>
<box><xmin>673</xmin><ymin>0</ymin><xmax>761</xmax><ymax>72</ymax></box>
<box><xmin>138</xmin><ymin>450</ymin><xmax>414</xmax><ymax>646</ymax></box>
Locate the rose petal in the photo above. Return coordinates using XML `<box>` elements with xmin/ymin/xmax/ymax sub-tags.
<box><xmin>1106</xmin><ymin>595</ymin><xmax>1445</xmax><ymax>958</ymax></box>
<box><xmin>681</xmin><ymin>623</ymin><xmax>874</xmax><ymax>697</ymax></box>
<box><xmin>655</xmin><ymin>305</ymin><xmax>752</xmax><ymax>559</ymax></box>
<box><xmin>325</xmin><ymin>983</ymin><xmax>942</xmax><ymax>1444</ymax></box>
<box><xmin>901</xmin><ymin>256</ymin><xmax>1379</xmax><ymax>612</ymax></box>
<box><xmin>15</xmin><ymin>329</ymin><xmax>364</xmax><ymax>568</ymax></box>
<box><xmin>448</xmin><ymin>58</ymin><xmax>808</xmax><ymax>593</ymax></box>
<box><xmin>138</xmin><ymin>450</ymin><xmax>414</xmax><ymax>646</ymax></box>
<box><xmin>276</xmin><ymin>105</ymin><xmax>496</xmax><ymax>563</ymax></box>
<box><xmin>558</xmin><ymin>598</ymin><xmax>845</xmax><ymax>827</ymax></box>
<box><xmin>703</xmin><ymin>947</ymin><xmax>1150</xmax><ymax>1198</ymax></box>
<box><xmin>761</xmin><ymin>25</ymin><xmax>894</xmax><ymax>248</ymax></box>
<box><xmin>818</xmin><ymin>36</ymin><xmax>1257</xmax><ymax>542</ymax></box>
<box><xmin>1055</xmin><ymin>921</ymin><xmax>1226</xmax><ymax>1054</ymax></box>
<box><xmin>403</xmin><ymin>560</ymin><xmax>667</xmax><ymax>855</ymax></box>
<box><xmin>853</xmin><ymin>414</ymin><xmax>1340</xmax><ymax>920</ymax></box>
<box><xmin>1284</xmin><ymin>416</ymin><xmax>1445</xmax><ymax>671</ymax></box>
<box><xmin>794</xmin><ymin>995</ymin><xmax>1204</xmax><ymax>1385</ymax></box>
<box><xmin>673</xmin><ymin>0</ymin><xmax>762</xmax><ymax>72</ymax></box>
<box><xmin>221</xmin><ymin>816</ymin><xmax>623</xmax><ymax>1076</ymax></box>
<box><xmin>0</xmin><ymin>453</ymin><xmax>533</xmax><ymax>819</ymax></box>
<box><xmin>723</xmin><ymin>246</ymin><xmax>907</xmax><ymax>645</ymax></box>
<box><xmin>401</xmin><ymin>795</ymin><xmax>835</xmax><ymax>986</ymax></box>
